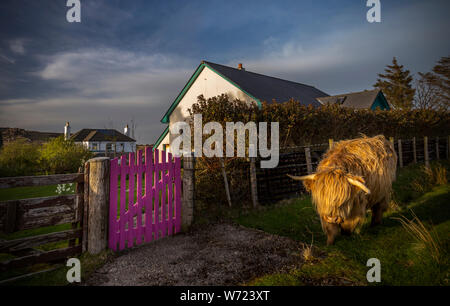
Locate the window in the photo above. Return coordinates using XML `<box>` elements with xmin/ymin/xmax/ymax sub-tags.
<box><xmin>92</xmin><ymin>143</ymin><xmax>98</xmax><ymax>151</ymax></box>
<box><xmin>106</xmin><ymin>143</ymin><xmax>112</xmax><ymax>152</ymax></box>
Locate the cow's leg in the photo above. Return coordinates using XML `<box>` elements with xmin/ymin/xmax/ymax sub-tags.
<box><xmin>322</xmin><ymin>220</ymin><xmax>340</xmax><ymax>245</ymax></box>
<box><xmin>371</xmin><ymin>199</ymin><xmax>388</xmax><ymax>227</ymax></box>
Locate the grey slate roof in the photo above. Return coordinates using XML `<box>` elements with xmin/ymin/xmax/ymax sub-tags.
<box><xmin>204</xmin><ymin>61</ymin><xmax>328</xmax><ymax>107</ymax></box>
<box><xmin>316</xmin><ymin>89</ymin><xmax>382</xmax><ymax>109</ymax></box>
<box><xmin>71</xmin><ymin>129</ymin><xmax>135</xmax><ymax>142</ymax></box>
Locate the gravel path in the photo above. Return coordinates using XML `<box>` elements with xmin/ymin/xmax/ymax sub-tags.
<box><xmin>84</xmin><ymin>223</ymin><xmax>304</xmax><ymax>286</ymax></box>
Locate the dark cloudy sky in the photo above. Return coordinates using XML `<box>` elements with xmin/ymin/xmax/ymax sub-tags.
<box><xmin>0</xmin><ymin>0</ymin><xmax>449</xmax><ymax>144</ymax></box>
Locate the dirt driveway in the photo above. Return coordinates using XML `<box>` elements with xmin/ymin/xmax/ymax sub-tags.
<box><xmin>84</xmin><ymin>223</ymin><xmax>304</xmax><ymax>286</ymax></box>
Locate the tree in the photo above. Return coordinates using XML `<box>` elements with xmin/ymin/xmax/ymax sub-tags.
<box><xmin>374</xmin><ymin>57</ymin><xmax>415</xmax><ymax>109</ymax></box>
<box><xmin>414</xmin><ymin>74</ymin><xmax>441</xmax><ymax>110</ymax></box>
<box><xmin>0</xmin><ymin>139</ymin><xmax>41</xmax><ymax>177</ymax></box>
<box><xmin>417</xmin><ymin>56</ymin><xmax>450</xmax><ymax>111</ymax></box>
<box><xmin>40</xmin><ymin>136</ymin><xmax>92</xmax><ymax>174</ymax></box>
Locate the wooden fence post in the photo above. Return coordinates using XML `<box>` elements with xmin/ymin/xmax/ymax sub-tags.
<box><xmin>398</xmin><ymin>139</ymin><xmax>403</xmax><ymax>168</ymax></box>
<box><xmin>424</xmin><ymin>136</ymin><xmax>430</xmax><ymax>168</ymax></box>
<box><xmin>70</xmin><ymin>174</ymin><xmax>84</xmax><ymax>247</ymax></box>
<box><xmin>412</xmin><ymin>137</ymin><xmax>417</xmax><ymax>164</ymax></box>
<box><xmin>87</xmin><ymin>157</ymin><xmax>110</xmax><ymax>254</ymax></box>
<box><xmin>447</xmin><ymin>135</ymin><xmax>450</xmax><ymax>160</ymax></box>
<box><xmin>5</xmin><ymin>202</ymin><xmax>17</xmax><ymax>234</ymax></box>
<box><xmin>182</xmin><ymin>154</ymin><xmax>195</xmax><ymax>231</ymax></box>
<box><xmin>328</xmin><ymin>139</ymin><xmax>334</xmax><ymax>149</ymax></box>
<box><xmin>435</xmin><ymin>136</ymin><xmax>439</xmax><ymax>160</ymax></box>
<box><xmin>82</xmin><ymin>161</ymin><xmax>90</xmax><ymax>252</ymax></box>
<box><xmin>250</xmin><ymin>157</ymin><xmax>259</xmax><ymax>208</ymax></box>
<box><xmin>305</xmin><ymin>146</ymin><xmax>313</xmax><ymax>174</ymax></box>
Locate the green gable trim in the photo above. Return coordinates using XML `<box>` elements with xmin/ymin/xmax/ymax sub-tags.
<box><xmin>153</xmin><ymin>125</ymin><xmax>169</xmax><ymax>151</ymax></box>
<box><xmin>160</xmin><ymin>61</ymin><xmax>262</xmax><ymax>124</ymax></box>
<box><xmin>203</xmin><ymin>62</ymin><xmax>263</xmax><ymax>108</ymax></box>
<box><xmin>161</xmin><ymin>63</ymin><xmax>205</xmax><ymax>124</ymax></box>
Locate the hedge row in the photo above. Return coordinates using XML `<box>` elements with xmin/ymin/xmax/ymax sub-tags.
<box><xmin>189</xmin><ymin>94</ymin><xmax>450</xmax><ymax>147</ymax></box>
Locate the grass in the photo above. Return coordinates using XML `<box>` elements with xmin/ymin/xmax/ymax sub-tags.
<box><xmin>235</xmin><ymin>161</ymin><xmax>450</xmax><ymax>286</ymax></box>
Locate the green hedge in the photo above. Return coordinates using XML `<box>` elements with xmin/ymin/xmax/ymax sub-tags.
<box><xmin>189</xmin><ymin>94</ymin><xmax>450</xmax><ymax>147</ymax></box>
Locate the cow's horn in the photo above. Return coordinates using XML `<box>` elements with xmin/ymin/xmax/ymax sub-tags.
<box><xmin>347</xmin><ymin>178</ymin><xmax>371</xmax><ymax>194</ymax></box>
<box><xmin>287</xmin><ymin>174</ymin><xmax>316</xmax><ymax>181</ymax></box>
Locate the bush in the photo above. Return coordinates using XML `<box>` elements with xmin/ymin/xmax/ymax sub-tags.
<box><xmin>189</xmin><ymin>94</ymin><xmax>450</xmax><ymax>147</ymax></box>
<box><xmin>0</xmin><ymin>139</ymin><xmax>41</xmax><ymax>177</ymax></box>
<box><xmin>39</xmin><ymin>136</ymin><xmax>92</xmax><ymax>174</ymax></box>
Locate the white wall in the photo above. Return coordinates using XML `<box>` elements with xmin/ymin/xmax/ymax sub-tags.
<box><xmin>157</xmin><ymin>65</ymin><xmax>257</xmax><ymax>152</ymax></box>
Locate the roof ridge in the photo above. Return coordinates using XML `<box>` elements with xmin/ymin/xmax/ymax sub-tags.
<box><xmin>320</xmin><ymin>89</ymin><xmax>379</xmax><ymax>99</ymax></box>
<box><xmin>203</xmin><ymin>60</ymin><xmax>321</xmax><ymax>90</ymax></box>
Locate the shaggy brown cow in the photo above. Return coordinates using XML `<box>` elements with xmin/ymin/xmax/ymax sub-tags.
<box><xmin>288</xmin><ymin>135</ymin><xmax>397</xmax><ymax>245</ymax></box>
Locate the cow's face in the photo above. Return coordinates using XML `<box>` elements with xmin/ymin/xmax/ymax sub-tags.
<box><xmin>288</xmin><ymin>170</ymin><xmax>370</xmax><ymax>211</ymax></box>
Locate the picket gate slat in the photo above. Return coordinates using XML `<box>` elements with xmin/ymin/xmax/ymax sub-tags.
<box><xmin>168</xmin><ymin>152</ymin><xmax>174</xmax><ymax>236</ymax></box>
<box><xmin>144</xmin><ymin>147</ymin><xmax>153</xmax><ymax>243</ymax></box>
<box><xmin>119</xmin><ymin>155</ymin><xmax>127</xmax><ymax>251</ymax></box>
<box><xmin>174</xmin><ymin>157</ymin><xmax>181</xmax><ymax>233</ymax></box>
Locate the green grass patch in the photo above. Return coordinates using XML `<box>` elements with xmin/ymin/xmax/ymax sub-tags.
<box><xmin>235</xmin><ymin>162</ymin><xmax>450</xmax><ymax>286</ymax></box>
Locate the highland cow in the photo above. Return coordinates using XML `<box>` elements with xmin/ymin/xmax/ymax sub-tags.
<box><xmin>288</xmin><ymin>135</ymin><xmax>397</xmax><ymax>245</ymax></box>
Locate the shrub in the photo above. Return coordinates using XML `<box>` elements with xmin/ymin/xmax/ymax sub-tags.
<box><xmin>0</xmin><ymin>139</ymin><xmax>41</xmax><ymax>177</ymax></box>
<box><xmin>39</xmin><ymin>136</ymin><xmax>92</xmax><ymax>174</ymax></box>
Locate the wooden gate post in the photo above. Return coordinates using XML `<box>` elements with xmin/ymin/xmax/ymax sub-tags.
<box><xmin>435</xmin><ymin>136</ymin><xmax>439</xmax><ymax>160</ymax></box>
<box><xmin>87</xmin><ymin>157</ymin><xmax>110</xmax><ymax>254</ymax></box>
<box><xmin>424</xmin><ymin>136</ymin><xmax>430</xmax><ymax>168</ymax></box>
<box><xmin>250</xmin><ymin>157</ymin><xmax>259</xmax><ymax>208</ymax></box>
<box><xmin>412</xmin><ymin>137</ymin><xmax>417</xmax><ymax>164</ymax></box>
<box><xmin>182</xmin><ymin>154</ymin><xmax>195</xmax><ymax>231</ymax></box>
<box><xmin>305</xmin><ymin>147</ymin><xmax>313</xmax><ymax>174</ymax></box>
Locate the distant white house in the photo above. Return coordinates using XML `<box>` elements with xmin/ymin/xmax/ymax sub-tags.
<box><xmin>64</xmin><ymin>122</ymin><xmax>136</xmax><ymax>155</ymax></box>
<box><xmin>154</xmin><ymin>61</ymin><xmax>329</xmax><ymax>152</ymax></box>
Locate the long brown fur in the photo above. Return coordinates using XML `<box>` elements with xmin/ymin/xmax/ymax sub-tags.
<box><xmin>290</xmin><ymin>135</ymin><xmax>397</xmax><ymax>244</ymax></box>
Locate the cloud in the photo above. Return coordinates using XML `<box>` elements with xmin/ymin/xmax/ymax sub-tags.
<box><xmin>0</xmin><ymin>48</ymin><xmax>198</xmax><ymax>143</ymax></box>
<box><xmin>9</xmin><ymin>39</ymin><xmax>27</xmax><ymax>55</ymax></box>
<box><xmin>38</xmin><ymin>48</ymin><xmax>193</xmax><ymax>105</ymax></box>
<box><xmin>230</xmin><ymin>1</ymin><xmax>450</xmax><ymax>95</ymax></box>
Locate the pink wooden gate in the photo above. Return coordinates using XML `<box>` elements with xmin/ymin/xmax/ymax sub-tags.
<box><xmin>109</xmin><ymin>148</ymin><xmax>181</xmax><ymax>251</ymax></box>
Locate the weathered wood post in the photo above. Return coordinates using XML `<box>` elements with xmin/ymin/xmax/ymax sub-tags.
<box><xmin>412</xmin><ymin>137</ymin><xmax>417</xmax><ymax>164</ymax></box>
<box><xmin>447</xmin><ymin>135</ymin><xmax>450</xmax><ymax>160</ymax></box>
<box><xmin>82</xmin><ymin>162</ymin><xmax>90</xmax><ymax>252</ymax></box>
<box><xmin>398</xmin><ymin>139</ymin><xmax>403</xmax><ymax>168</ymax></box>
<box><xmin>435</xmin><ymin>136</ymin><xmax>439</xmax><ymax>160</ymax></box>
<box><xmin>250</xmin><ymin>157</ymin><xmax>259</xmax><ymax>208</ymax></box>
<box><xmin>70</xmin><ymin>172</ymin><xmax>84</xmax><ymax>247</ymax></box>
<box><xmin>182</xmin><ymin>153</ymin><xmax>195</xmax><ymax>231</ymax></box>
<box><xmin>424</xmin><ymin>136</ymin><xmax>430</xmax><ymax>168</ymax></box>
<box><xmin>305</xmin><ymin>146</ymin><xmax>313</xmax><ymax>175</ymax></box>
<box><xmin>87</xmin><ymin>157</ymin><xmax>110</xmax><ymax>254</ymax></box>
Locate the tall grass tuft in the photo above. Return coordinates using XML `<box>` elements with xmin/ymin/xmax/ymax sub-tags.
<box><xmin>393</xmin><ymin>210</ymin><xmax>442</xmax><ymax>264</ymax></box>
<box><xmin>411</xmin><ymin>163</ymin><xmax>448</xmax><ymax>194</ymax></box>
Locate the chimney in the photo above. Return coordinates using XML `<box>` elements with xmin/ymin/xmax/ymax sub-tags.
<box><xmin>64</xmin><ymin>122</ymin><xmax>71</xmax><ymax>140</ymax></box>
<box><xmin>124</xmin><ymin>124</ymin><xmax>129</xmax><ymax>136</ymax></box>
<box><xmin>237</xmin><ymin>63</ymin><xmax>245</xmax><ymax>71</ymax></box>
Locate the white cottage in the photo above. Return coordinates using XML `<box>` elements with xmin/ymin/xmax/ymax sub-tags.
<box><xmin>154</xmin><ymin>61</ymin><xmax>329</xmax><ymax>152</ymax></box>
<box><xmin>66</xmin><ymin>122</ymin><xmax>136</xmax><ymax>155</ymax></box>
